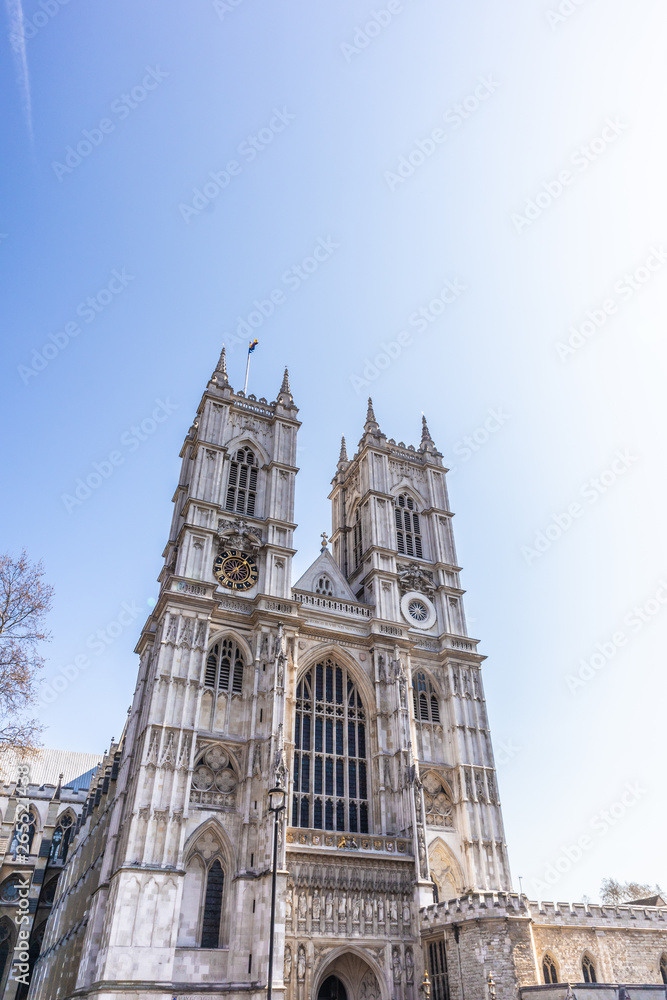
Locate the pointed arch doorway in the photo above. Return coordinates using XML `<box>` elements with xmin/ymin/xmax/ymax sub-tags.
<box><xmin>318</xmin><ymin>976</ymin><xmax>347</xmax><ymax>1000</ymax></box>
<box><xmin>314</xmin><ymin>952</ymin><xmax>382</xmax><ymax>1000</ymax></box>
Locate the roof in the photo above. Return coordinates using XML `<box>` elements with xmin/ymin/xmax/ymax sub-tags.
<box><xmin>292</xmin><ymin>547</ymin><xmax>358</xmax><ymax>602</ymax></box>
<box><xmin>0</xmin><ymin>748</ymin><xmax>104</xmax><ymax>791</ymax></box>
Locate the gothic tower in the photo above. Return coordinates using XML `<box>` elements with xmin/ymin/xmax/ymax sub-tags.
<box><xmin>30</xmin><ymin>360</ymin><xmax>510</xmax><ymax>1000</ymax></box>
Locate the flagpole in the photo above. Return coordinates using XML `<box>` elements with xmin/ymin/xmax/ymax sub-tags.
<box><xmin>243</xmin><ymin>350</ymin><xmax>251</xmax><ymax>394</ymax></box>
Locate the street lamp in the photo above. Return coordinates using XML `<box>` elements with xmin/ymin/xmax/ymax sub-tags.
<box><xmin>267</xmin><ymin>784</ymin><xmax>286</xmax><ymax>1000</ymax></box>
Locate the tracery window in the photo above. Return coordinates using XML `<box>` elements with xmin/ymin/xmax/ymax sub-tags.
<box><xmin>412</xmin><ymin>672</ymin><xmax>440</xmax><ymax>723</ymax></box>
<box><xmin>542</xmin><ymin>954</ymin><xmax>558</xmax><ymax>984</ymax></box>
<box><xmin>660</xmin><ymin>954</ymin><xmax>667</xmax><ymax>985</ymax></box>
<box><xmin>205</xmin><ymin>638</ymin><xmax>244</xmax><ymax>694</ymax></box>
<box><xmin>395</xmin><ymin>493</ymin><xmax>423</xmax><ymax>558</ymax></box>
<box><xmin>353</xmin><ymin>507</ymin><xmax>363</xmax><ymax>569</ymax></box>
<box><xmin>201</xmin><ymin>859</ymin><xmax>225</xmax><ymax>948</ymax></box>
<box><xmin>225</xmin><ymin>446</ymin><xmax>258</xmax><ymax>516</ymax></box>
<box><xmin>293</xmin><ymin>660</ymin><xmax>369</xmax><ymax>833</ymax></box>
<box><xmin>49</xmin><ymin>812</ymin><xmax>75</xmax><ymax>864</ymax></box>
<box><xmin>9</xmin><ymin>807</ymin><xmax>36</xmax><ymax>858</ymax></box>
<box><xmin>0</xmin><ymin>876</ymin><xmax>24</xmax><ymax>903</ymax></box>
<box><xmin>315</xmin><ymin>575</ymin><xmax>333</xmax><ymax>596</ymax></box>
<box><xmin>581</xmin><ymin>954</ymin><xmax>597</xmax><ymax>983</ymax></box>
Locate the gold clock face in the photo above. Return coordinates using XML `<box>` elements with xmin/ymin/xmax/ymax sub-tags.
<box><xmin>213</xmin><ymin>549</ymin><xmax>259</xmax><ymax>592</ymax></box>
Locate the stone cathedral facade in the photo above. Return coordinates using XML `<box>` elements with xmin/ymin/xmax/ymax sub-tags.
<box><xmin>22</xmin><ymin>350</ymin><xmax>667</xmax><ymax>1000</ymax></box>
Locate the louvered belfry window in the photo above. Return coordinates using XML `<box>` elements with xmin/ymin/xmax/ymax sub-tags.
<box><xmin>395</xmin><ymin>493</ymin><xmax>423</xmax><ymax>557</ymax></box>
<box><xmin>293</xmin><ymin>659</ymin><xmax>369</xmax><ymax>833</ymax></box>
<box><xmin>201</xmin><ymin>860</ymin><xmax>225</xmax><ymax>948</ymax></box>
<box><xmin>205</xmin><ymin>639</ymin><xmax>244</xmax><ymax>694</ymax></box>
<box><xmin>225</xmin><ymin>446</ymin><xmax>258</xmax><ymax>516</ymax></box>
<box><xmin>412</xmin><ymin>671</ymin><xmax>440</xmax><ymax>723</ymax></box>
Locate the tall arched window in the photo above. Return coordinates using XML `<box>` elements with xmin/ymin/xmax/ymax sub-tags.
<box><xmin>353</xmin><ymin>507</ymin><xmax>363</xmax><ymax>569</ymax></box>
<box><xmin>49</xmin><ymin>812</ymin><xmax>75</xmax><ymax>864</ymax></box>
<box><xmin>581</xmin><ymin>954</ymin><xmax>597</xmax><ymax>983</ymax></box>
<box><xmin>315</xmin><ymin>575</ymin><xmax>333</xmax><ymax>596</ymax></box>
<box><xmin>542</xmin><ymin>954</ymin><xmax>558</xmax><ymax>984</ymax></box>
<box><xmin>293</xmin><ymin>659</ymin><xmax>369</xmax><ymax>833</ymax></box>
<box><xmin>10</xmin><ymin>807</ymin><xmax>37</xmax><ymax>858</ymax></box>
<box><xmin>201</xmin><ymin>859</ymin><xmax>225</xmax><ymax>948</ymax></box>
<box><xmin>205</xmin><ymin>639</ymin><xmax>244</xmax><ymax>694</ymax></box>
<box><xmin>660</xmin><ymin>954</ymin><xmax>667</xmax><ymax>985</ymax></box>
<box><xmin>395</xmin><ymin>493</ymin><xmax>423</xmax><ymax>558</ymax></box>
<box><xmin>225</xmin><ymin>446</ymin><xmax>258</xmax><ymax>516</ymax></box>
<box><xmin>412</xmin><ymin>672</ymin><xmax>440</xmax><ymax>723</ymax></box>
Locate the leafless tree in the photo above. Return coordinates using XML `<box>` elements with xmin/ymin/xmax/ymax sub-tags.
<box><xmin>0</xmin><ymin>550</ymin><xmax>53</xmax><ymax>757</ymax></box>
<box><xmin>600</xmin><ymin>877</ymin><xmax>663</xmax><ymax>905</ymax></box>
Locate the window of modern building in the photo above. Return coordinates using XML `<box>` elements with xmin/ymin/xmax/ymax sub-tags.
<box><xmin>225</xmin><ymin>446</ymin><xmax>258</xmax><ymax>516</ymax></box>
<box><xmin>395</xmin><ymin>493</ymin><xmax>423</xmax><ymax>558</ymax></box>
<box><xmin>293</xmin><ymin>659</ymin><xmax>369</xmax><ymax>833</ymax></box>
<box><xmin>205</xmin><ymin>638</ymin><xmax>244</xmax><ymax>694</ymax></box>
<box><xmin>581</xmin><ymin>954</ymin><xmax>597</xmax><ymax>983</ymax></box>
<box><xmin>542</xmin><ymin>954</ymin><xmax>559</xmax><ymax>984</ymax></box>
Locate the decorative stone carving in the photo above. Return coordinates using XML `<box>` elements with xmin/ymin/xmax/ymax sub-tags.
<box><xmin>284</xmin><ymin>945</ymin><xmax>292</xmax><ymax>982</ymax></box>
<box><xmin>360</xmin><ymin>971</ymin><xmax>380</xmax><ymax>1000</ymax></box>
<box><xmin>325</xmin><ymin>892</ymin><xmax>333</xmax><ymax>921</ymax></box>
<box><xmin>297</xmin><ymin>945</ymin><xmax>306</xmax><ymax>981</ymax></box>
<box><xmin>298</xmin><ymin>891</ymin><xmax>307</xmax><ymax>922</ymax></box>
<box><xmin>397</xmin><ymin>562</ymin><xmax>436</xmax><ymax>596</ymax></box>
<box><xmin>285</xmin><ymin>892</ymin><xmax>292</xmax><ymax>924</ymax></box>
<box><xmin>422</xmin><ymin>772</ymin><xmax>454</xmax><ymax>828</ymax></box>
<box><xmin>312</xmin><ymin>891</ymin><xmax>321</xmax><ymax>923</ymax></box>
<box><xmin>215</xmin><ymin>518</ymin><xmax>262</xmax><ymax>553</ymax></box>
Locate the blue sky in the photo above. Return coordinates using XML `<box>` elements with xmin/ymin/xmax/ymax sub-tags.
<box><xmin>3</xmin><ymin>0</ymin><xmax>667</xmax><ymax>902</ymax></box>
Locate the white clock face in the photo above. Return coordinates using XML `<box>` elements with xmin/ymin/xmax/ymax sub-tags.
<box><xmin>400</xmin><ymin>591</ymin><xmax>437</xmax><ymax>630</ymax></box>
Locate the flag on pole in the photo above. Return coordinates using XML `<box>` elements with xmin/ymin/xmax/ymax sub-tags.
<box><xmin>248</xmin><ymin>338</ymin><xmax>259</xmax><ymax>353</ymax></box>
<box><xmin>244</xmin><ymin>340</ymin><xmax>259</xmax><ymax>393</ymax></box>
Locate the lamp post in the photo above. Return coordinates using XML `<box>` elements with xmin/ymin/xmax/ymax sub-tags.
<box><xmin>267</xmin><ymin>784</ymin><xmax>286</xmax><ymax>1000</ymax></box>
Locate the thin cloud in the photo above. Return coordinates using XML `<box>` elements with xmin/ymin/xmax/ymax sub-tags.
<box><xmin>5</xmin><ymin>0</ymin><xmax>34</xmax><ymax>144</ymax></box>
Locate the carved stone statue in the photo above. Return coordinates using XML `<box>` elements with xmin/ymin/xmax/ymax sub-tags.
<box><xmin>392</xmin><ymin>946</ymin><xmax>403</xmax><ymax>983</ymax></box>
<box><xmin>405</xmin><ymin>947</ymin><xmax>414</xmax><ymax>983</ymax></box>
<box><xmin>383</xmin><ymin>757</ymin><xmax>393</xmax><ymax>792</ymax></box>
<box><xmin>378</xmin><ymin>897</ymin><xmax>385</xmax><ymax>923</ymax></box>
<box><xmin>365</xmin><ymin>896</ymin><xmax>373</xmax><ymax>923</ymax></box>
<box><xmin>285</xmin><ymin>893</ymin><xmax>292</xmax><ymax>923</ymax></box>
<box><xmin>297</xmin><ymin>945</ymin><xmax>306</xmax><ymax>981</ymax></box>
<box><xmin>389</xmin><ymin>898</ymin><xmax>398</xmax><ymax>923</ymax></box>
<box><xmin>284</xmin><ymin>945</ymin><xmax>292</xmax><ymax>981</ymax></box>
<box><xmin>338</xmin><ymin>894</ymin><xmax>346</xmax><ymax>921</ymax></box>
<box><xmin>325</xmin><ymin>892</ymin><xmax>333</xmax><ymax>920</ymax></box>
<box><xmin>352</xmin><ymin>895</ymin><xmax>361</xmax><ymax>923</ymax></box>
<box><xmin>312</xmin><ymin>892</ymin><xmax>321</xmax><ymax>922</ymax></box>
<box><xmin>298</xmin><ymin>891</ymin><xmax>307</xmax><ymax>921</ymax></box>
<box><xmin>402</xmin><ymin>899</ymin><xmax>411</xmax><ymax>924</ymax></box>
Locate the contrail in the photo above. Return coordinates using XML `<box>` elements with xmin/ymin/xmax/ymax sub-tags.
<box><xmin>5</xmin><ymin>0</ymin><xmax>34</xmax><ymax>144</ymax></box>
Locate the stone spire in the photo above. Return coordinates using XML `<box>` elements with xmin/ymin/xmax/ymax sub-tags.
<box><xmin>338</xmin><ymin>436</ymin><xmax>348</xmax><ymax>463</ymax></box>
<box><xmin>212</xmin><ymin>344</ymin><xmax>230</xmax><ymax>386</ymax></box>
<box><xmin>277</xmin><ymin>366</ymin><xmax>294</xmax><ymax>405</ymax></box>
<box><xmin>364</xmin><ymin>397</ymin><xmax>380</xmax><ymax>433</ymax></box>
<box><xmin>419</xmin><ymin>413</ymin><xmax>438</xmax><ymax>455</ymax></box>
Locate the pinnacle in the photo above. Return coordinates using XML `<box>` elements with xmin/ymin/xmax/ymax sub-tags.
<box><xmin>366</xmin><ymin>397</ymin><xmax>376</xmax><ymax>424</ymax></box>
<box><xmin>213</xmin><ymin>344</ymin><xmax>230</xmax><ymax>385</ymax></box>
<box><xmin>280</xmin><ymin>367</ymin><xmax>291</xmax><ymax>395</ymax></box>
<box><xmin>421</xmin><ymin>414</ymin><xmax>433</xmax><ymax>443</ymax></box>
<box><xmin>338</xmin><ymin>436</ymin><xmax>348</xmax><ymax>463</ymax></box>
